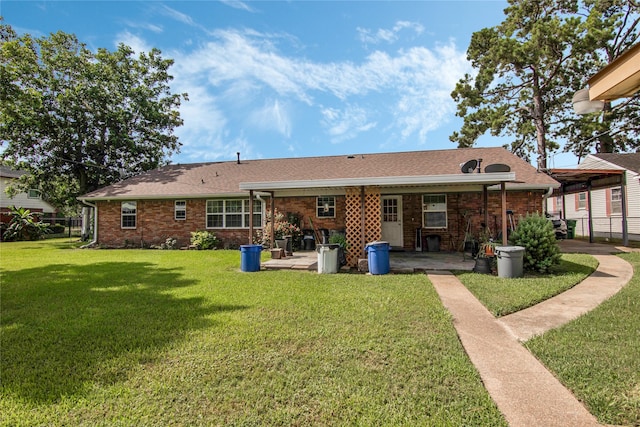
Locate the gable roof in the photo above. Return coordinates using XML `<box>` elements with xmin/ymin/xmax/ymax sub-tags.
<box><xmin>79</xmin><ymin>147</ymin><xmax>558</xmax><ymax>201</ymax></box>
<box><xmin>0</xmin><ymin>166</ymin><xmax>26</xmax><ymax>179</ymax></box>
<box><xmin>591</xmin><ymin>153</ymin><xmax>640</xmax><ymax>174</ymax></box>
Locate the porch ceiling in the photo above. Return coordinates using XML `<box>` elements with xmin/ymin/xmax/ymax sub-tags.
<box><xmin>546</xmin><ymin>168</ymin><xmax>625</xmax><ymax>194</ymax></box>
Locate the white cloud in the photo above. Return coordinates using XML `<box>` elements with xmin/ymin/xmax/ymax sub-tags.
<box><xmin>123</xmin><ymin>20</ymin><xmax>163</xmax><ymax>34</ymax></box>
<box><xmin>321</xmin><ymin>105</ymin><xmax>377</xmax><ymax>143</ymax></box>
<box><xmin>114</xmin><ymin>30</ymin><xmax>152</xmax><ymax>54</ymax></box>
<box><xmin>219</xmin><ymin>0</ymin><xmax>256</xmax><ymax>13</ymax></box>
<box><xmin>127</xmin><ymin>24</ymin><xmax>471</xmax><ymax>159</ymax></box>
<box><xmin>357</xmin><ymin>20</ymin><xmax>425</xmax><ymax>45</ymax></box>
<box><xmin>248</xmin><ymin>99</ymin><xmax>292</xmax><ymax>138</ymax></box>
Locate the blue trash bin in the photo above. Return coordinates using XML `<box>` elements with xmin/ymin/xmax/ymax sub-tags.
<box><xmin>366</xmin><ymin>241</ymin><xmax>390</xmax><ymax>275</ymax></box>
<box><xmin>240</xmin><ymin>244</ymin><xmax>262</xmax><ymax>272</ymax></box>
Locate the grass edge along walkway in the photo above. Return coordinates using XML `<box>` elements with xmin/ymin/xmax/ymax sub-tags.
<box><xmin>429</xmin><ymin>271</ymin><xmax>601</xmax><ymax>427</ymax></box>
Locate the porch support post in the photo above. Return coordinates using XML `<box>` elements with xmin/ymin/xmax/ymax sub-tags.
<box><xmin>621</xmin><ymin>171</ymin><xmax>629</xmax><ymax>247</ymax></box>
<box><xmin>588</xmin><ymin>182</ymin><xmax>594</xmax><ymax>243</ymax></box>
<box><xmin>361</xmin><ymin>186</ymin><xmax>366</xmax><ymax>258</ymax></box>
<box><xmin>268</xmin><ymin>191</ymin><xmax>275</xmax><ymax>249</ymax></box>
<box><xmin>501</xmin><ymin>182</ymin><xmax>507</xmax><ymax>245</ymax></box>
<box><xmin>483</xmin><ymin>185</ymin><xmax>488</xmax><ymax>231</ymax></box>
<box><xmin>249</xmin><ymin>190</ymin><xmax>254</xmax><ymax>244</ymax></box>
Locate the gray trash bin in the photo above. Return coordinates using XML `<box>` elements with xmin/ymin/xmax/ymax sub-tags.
<box><xmin>316</xmin><ymin>244</ymin><xmax>339</xmax><ymax>274</ymax></box>
<box><xmin>495</xmin><ymin>246</ymin><xmax>525</xmax><ymax>278</ymax></box>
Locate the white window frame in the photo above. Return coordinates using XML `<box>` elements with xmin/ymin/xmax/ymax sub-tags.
<box><xmin>422</xmin><ymin>194</ymin><xmax>447</xmax><ymax>229</ymax></box>
<box><xmin>121</xmin><ymin>201</ymin><xmax>137</xmax><ymax>229</ymax></box>
<box><xmin>316</xmin><ymin>196</ymin><xmax>336</xmax><ymax>218</ymax></box>
<box><xmin>206</xmin><ymin>199</ymin><xmax>262</xmax><ymax>229</ymax></box>
<box><xmin>578</xmin><ymin>193</ymin><xmax>587</xmax><ymax>210</ymax></box>
<box><xmin>27</xmin><ymin>189</ymin><xmax>41</xmax><ymax>199</ymax></box>
<box><xmin>611</xmin><ymin>188</ymin><xmax>622</xmax><ymax>215</ymax></box>
<box><xmin>175</xmin><ymin>200</ymin><xmax>186</xmax><ymax>220</ymax></box>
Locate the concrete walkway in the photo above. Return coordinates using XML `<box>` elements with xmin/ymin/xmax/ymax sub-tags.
<box><xmin>427</xmin><ymin>244</ymin><xmax>634</xmax><ymax>427</ymax></box>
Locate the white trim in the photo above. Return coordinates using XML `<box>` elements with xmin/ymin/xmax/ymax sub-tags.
<box><xmin>239</xmin><ymin>172</ymin><xmax>516</xmax><ymax>191</ymax></box>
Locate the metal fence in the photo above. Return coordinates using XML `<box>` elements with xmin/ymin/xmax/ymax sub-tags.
<box><xmin>42</xmin><ymin>216</ymin><xmax>83</xmax><ymax>238</ymax></box>
<box><xmin>569</xmin><ymin>216</ymin><xmax>640</xmax><ymax>242</ymax></box>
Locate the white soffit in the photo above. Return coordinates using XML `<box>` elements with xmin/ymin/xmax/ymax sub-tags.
<box><xmin>239</xmin><ymin>172</ymin><xmax>516</xmax><ymax>191</ymax></box>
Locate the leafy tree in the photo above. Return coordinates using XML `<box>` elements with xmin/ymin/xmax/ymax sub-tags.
<box><xmin>450</xmin><ymin>0</ymin><xmax>639</xmax><ymax>169</ymax></box>
<box><xmin>2</xmin><ymin>205</ymin><xmax>50</xmax><ymax>241</ymax></box>
<box><xmin>0</xmin><ymin>23</ymin><xmax>188</xmax><ymax>212</ymax></box>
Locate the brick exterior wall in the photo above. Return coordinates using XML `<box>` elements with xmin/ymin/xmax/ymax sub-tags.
<box><xmin>94</xmin><ymin>190</ymin><xmax>545</xmax><ymax>250</ymax></box>
<box><xmin>402</xmin><ymin>190</ymin><xmax>547</xmax><ymax>252</ymax></box>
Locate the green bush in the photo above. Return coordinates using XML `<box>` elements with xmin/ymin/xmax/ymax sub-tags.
<box><xmin>190</xmin><ymin>231</ymin><xmax>219</xmax><ymax>250</ymax></box>
<box><xmin>50</xmin><ymin>224</ymin><xmax>66</xmax><ymax>234</ymax></box>
<box><xmin>2</xmin><ymin>206</ymin><xmax>50</xmax><ymax>241</ymax></box>
<box><xmin>509</xmin><ymin>212</ymin><xmax>561</xmax><ymax>274</ymax></box>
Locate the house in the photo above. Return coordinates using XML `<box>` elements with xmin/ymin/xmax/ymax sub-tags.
<box><xmin>548</xmin><ymin>153</ymin><xmax>640</xmax><ymax>241</ymax></box>
<box><xmin>0</xmin><ymin>166</ymin><xmax>56</xmax><ymax>223</ymax></box>
<box><xmin>79</xmin><ymin>147</ymin><xmax>559</xmax><ymax>265</ymax></box>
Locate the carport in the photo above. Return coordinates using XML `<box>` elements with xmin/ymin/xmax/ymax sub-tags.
<box><xmin>545</xmin><ymin>168</ymin><xmax>629</xmax><ymax>246</ymax></box>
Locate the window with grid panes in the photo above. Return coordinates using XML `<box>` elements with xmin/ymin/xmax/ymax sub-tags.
<box><xmin>121</xmin><ymin>201</ymin><xmax>137</xmax><ymax>229</ymax></box>
<box><xmin>206</xmin><ymin>199</ymin><xmax>262</xmax><ymax>228</ymax></box>
<box><xmin>422</xmin><ymin>194</ymin><xmax>447</xmax><ymax>228</ymax></box>
<box><xmin>175</xmin><ymin>200</ymin><xmax>186</xmax><ymax>220</ymax></box>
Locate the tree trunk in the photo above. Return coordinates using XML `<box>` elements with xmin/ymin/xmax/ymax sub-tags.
<box><xmin>532</xmin><ymin>73</ymin><xmax>547</xmax><ymax>170</ymax></box>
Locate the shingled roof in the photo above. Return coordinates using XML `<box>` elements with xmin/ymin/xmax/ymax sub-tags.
<box><xmin>592</xmin><ymin>153</ymin><xmax>640</xmax><ymax>174</ymax></box>
<box><xmin>79</xmin><ymin>147</ymin><xmax>558</xmax><ymax>200</ymax></box>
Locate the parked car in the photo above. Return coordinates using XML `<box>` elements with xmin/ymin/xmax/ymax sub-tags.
<box><xmin>546</xmin><ymin>212</ymin><xmax>567</xmax><ymax>239</ymax></box>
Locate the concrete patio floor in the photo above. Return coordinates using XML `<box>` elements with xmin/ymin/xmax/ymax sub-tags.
<box><xmin>262</xmin><ymin>249</ymin><xmax>477</xmax><ymax>272</ymax></box>
<box><xmin>261</xmin><ymin>239</ymin><xmax>637</xmax><ymax>272</ymax></box>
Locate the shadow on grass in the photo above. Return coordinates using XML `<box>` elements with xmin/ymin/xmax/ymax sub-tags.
<box><xmin>1</xmin><ymin>262</ymin><xmax>247</xmax><ymax>403</ymax></box>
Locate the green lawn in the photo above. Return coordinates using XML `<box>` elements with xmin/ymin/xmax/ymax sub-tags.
<box><xmin>525</xmin><ymin>252</ymin><xmax>640</xmax><ymax>427</ymax></box>
<box><xmin>456</xmin><ymin>254</ymin><xmax>598</xmax><ymax>316</ymax></box>
<box><xmin>0</xmin><ymin>239</ymin><xmax>505</xmax><ymax>426</ymax></box>
<box><xmin>457</xmin><ymin>250</ymin><xmax>640</xmax><ymax>426</ymax></box>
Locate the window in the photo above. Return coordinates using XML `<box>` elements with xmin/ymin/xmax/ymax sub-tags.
<box><xmin>317</xmin><ymin>196</ymin><xmax>335</xmax><ymax>218</ymax></box>
<box><xmin>121</xmin><ymin>201</ymin><xmax>137</xmax><ymax>229</ymax></box>
<box><xmin>611</xmin><ymin>188</ymin><xmax>622</xmax><ymax>215</ymax></box>
<box><xmin>577</xmin><ymin>193</ymin><xmax>587</xmax><ymax>210</ymax></box>
<box><xmin>206</xmin><ymin>199</ymin><xmax>262</xmax><ymax>228</ymax></box>
<box><xmin>28</xmin><ymin>189</ymin><xmax>41</xmax><ymax>199</ymax></box>
<box><xmin>423</xmin><ymin>194</ymin><xmax>447</xmax><ymax>228</ymax></box>
<box><xmin>175</xmin><ymin>200</ymin><xmax>186</xmax><ymax>220</ymax></box>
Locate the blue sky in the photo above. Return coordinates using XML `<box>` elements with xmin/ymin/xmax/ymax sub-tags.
<box><xmin>1</xmin><ymin>0</ymin><xmax>580</xmax><ymax>167</ymax></box>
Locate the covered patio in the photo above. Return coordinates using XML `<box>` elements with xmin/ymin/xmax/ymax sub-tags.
<box><xmin>261</xmin><ymin>239</ymin><xmax>626</xmax><ymax>273</ymax></box>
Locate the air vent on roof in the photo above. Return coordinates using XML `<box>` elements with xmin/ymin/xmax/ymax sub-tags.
<box><xmin>347</xmin><ymin>155</ymin><xmax>355</xmax><ymax>159</ymax></box>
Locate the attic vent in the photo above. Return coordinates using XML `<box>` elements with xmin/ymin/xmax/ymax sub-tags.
<box><xmin>347</xmin><ymin>155</ymin><xmax>355</xmax><ymax>159</ymax></box>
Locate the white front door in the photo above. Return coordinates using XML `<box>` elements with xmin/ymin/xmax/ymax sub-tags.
<box><xmin>381</xmin><ymin>196</ymin><xmax>403</xmax><ymax>248</ymax></box>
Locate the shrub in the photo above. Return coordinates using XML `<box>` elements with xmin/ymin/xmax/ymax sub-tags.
<box><xmin>256</xmin><ymin>208</ymin><xmax>300</xmax><ymax>247</ymax></box>
<box><xmin>509</xmin><ymin>212</ymin><xmax>561</xmax><ymax>273</ymax></box>
<box><xmin>2</xmin><ymin>206</ymin><xmax>50</xmax><ymax>241</ymax></box>
<box><xmin>190</xmin><ymin>231</ymin><xmax>219</xmax><ymax>250</ymax></box>
<box><xmin>160</xmin><ymin>237</ymin><xmax>178</xmax><ymax>250</ymax></box>
<box><xmin>50</xmin><ymin>224</ymin><xmax>66</xmax><ymax>234</ymax></box>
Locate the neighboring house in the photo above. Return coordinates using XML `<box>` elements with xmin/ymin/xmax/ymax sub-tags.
<box><xmin>0</xmin><ymin>166</ymin><xmax>56</xmax><ymax>223</ymax></box>
<box><xmin>549</xmin><ymin>153</ymin><xmax>640</xmax><ymax>241</ymax></box>
<box><xmin>79</xmin><ymin>147</ymin><xmax>559</xmax><ymax>265</ymax></box>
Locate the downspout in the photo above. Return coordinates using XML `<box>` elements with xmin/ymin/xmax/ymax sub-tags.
<box><xmin>542</xmin><ymin>186</ymin><xmax>553</xmax><ymax>215</ymax></box>
<box><xmin>80</xmin><ymin>199</ymin><xmax>98</xmax><ymax>248</ymax></box>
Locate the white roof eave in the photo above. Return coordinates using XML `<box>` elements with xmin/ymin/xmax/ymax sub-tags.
<box><xmin>239</xmin><ymin>173</ymin><xmax>517</xmax><ymax>191</ymax></box>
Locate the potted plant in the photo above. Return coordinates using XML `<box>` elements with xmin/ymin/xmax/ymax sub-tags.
<box><xmin>473</xmin><ymin>229</ymin><xmax>495</xmax><ymax>274</ymax></box>
<box><xmin>328</xmin><ymin>233</ymin><xmax>349</xmax><ymax>266</ymax></box>
<box><xmin>259</xmin><ymin>208</ymin><xmax>300</xmax><ymax>253</ymax></box>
